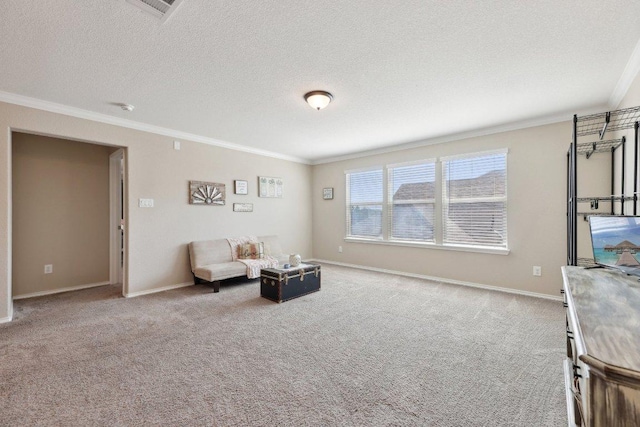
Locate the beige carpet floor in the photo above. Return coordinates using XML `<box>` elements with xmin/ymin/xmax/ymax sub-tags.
<box><xmin>0</xmin><ymin>265</ymin><xmax>566</xmax><ymax>426</ymax></box>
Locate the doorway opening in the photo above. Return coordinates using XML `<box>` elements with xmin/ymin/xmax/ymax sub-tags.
<box><xmin>11</xmin><ymin>132</ymin><xmax>127</xmax><ymax>301</ymax></box>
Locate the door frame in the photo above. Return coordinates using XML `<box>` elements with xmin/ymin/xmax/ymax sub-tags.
<box><xmin>109</xmin><ymin>148</ymin><xmax>127</xmax><ymax>294</ymax></box>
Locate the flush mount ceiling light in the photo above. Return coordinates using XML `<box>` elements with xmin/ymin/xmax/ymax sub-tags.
<box><xmin>125</xmin><ymin>0</ymin><xmax>184</xmax><ymax>23</ymax></box>
<box><xmin>304</xmin><ymin>91</ymin><xmax>333</xmax><ymax>110</ymax></box>
<box><xmin>120</xmin><ymin>103</ymin><xmax>135</xmax><ymax>112</ymax></box>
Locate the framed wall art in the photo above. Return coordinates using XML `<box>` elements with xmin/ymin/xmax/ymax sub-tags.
<box><xmin>258</xmin><ymin>176</ymin><xmax>283</xmax><ymax>198</ymax></box>
<box><xmin>234</xmin><ymin>180</ymin><xmax>248</xmax><ymax>195</ymax></box>
<box><xmin>323</xmin><ymin>188</ymin><xmax>334</xmax><ymax>200</ymax></box>
<box><xmin>189</xmin><ymin>181</ymin><xmax>225</xmax><ymax>205</ymax></box>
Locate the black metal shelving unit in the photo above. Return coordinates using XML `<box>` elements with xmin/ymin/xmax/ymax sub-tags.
<box><xmin>567</xmin><ymin>107</ymin><xmax>640</xmax><ymax>266</ymax></box>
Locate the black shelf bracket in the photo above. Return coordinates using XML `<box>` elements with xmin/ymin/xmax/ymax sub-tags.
<box><xmin>622</xmin><ymin>136</ymin><xmax>626</xmax><ymax>215</ymax></box>
<box><xmin>633</xmin><ymin>122</ymin><xmax>640</xmax><ymax>215</ymax></box>
<box><xmin>599</xmin><ymin>111</ymin><xmax>610</xmax><ymax>140</ymax></box>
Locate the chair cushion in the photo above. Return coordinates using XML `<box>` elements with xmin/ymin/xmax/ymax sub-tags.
<box><xmin>189</xmin><ymin>239</ymin><xmax>233</xmax><ymax>270</ymax></box>
<box><xmin>194</xmin><ymin>262</ymin><xmax>246</xmax><ymax>282</ymax></box>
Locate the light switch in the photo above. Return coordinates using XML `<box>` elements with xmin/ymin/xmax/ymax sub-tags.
<box><xmin>139</xmin><ymin>198</ymin><xmax>154</xmax><ymax>208</ymax></box>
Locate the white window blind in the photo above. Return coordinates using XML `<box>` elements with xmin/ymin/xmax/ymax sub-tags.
<box><xmin>442</xmin><ymin>152</ymin><xmax>507</xmax><ymax>248</ymax></box>
<box><xmin>346</xmin><ymin>168</ymin><xmax>384</xmax><ymax>238</ymax></box>
<box><xmin>388</xmin><ymin>162</ymin><xmax>436</xmax><ymax>242</ymax></box>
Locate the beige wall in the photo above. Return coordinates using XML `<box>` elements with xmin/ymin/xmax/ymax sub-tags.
<box><xmin>574</xmin><ymin>150</ymin><xmax>611</xmax><ymax>260</ymax></box>
<box><xmin>618</xmin><ymin>67</ymin><xmax>640</xmax><ymax>109</ymax></box>
<box><xmin>12</xmin><ymin>133</ymin><xmax>112</xmax><ymax>296</ymax></box>
<box><xmin>0</xmin><ymin>101</ymin><xmax>313</xmax><ymax>321</ymax></box>
<box><xmin>312</xmin><ymin>122</ymin><xmax>570</xmax><ymax>297</ymax></box>
<box><xmin>311</xmin><ymin>70</ymin><xmax>640</xmax><ymax>297</ymax></box>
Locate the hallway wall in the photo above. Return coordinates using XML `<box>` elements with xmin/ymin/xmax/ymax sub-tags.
<box><xmin>12</xmin><ymin>133</ymin><xmax>112</xmax><ymax>297</ymax></box>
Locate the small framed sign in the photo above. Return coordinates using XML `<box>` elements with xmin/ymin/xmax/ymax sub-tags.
<box><xmin>233</xmin><ymin>203</ymin><xmax>253</xmax><ymax>212</ymax></box>
<box><xmin>323</xmin><ymin>187</ymin><xmax>334</xmax><ymax>200</ymax></box>
<box><xmin>234</xmin><ymin>180</ymin><xmax>248</xmax><ymax>195</ymax></box>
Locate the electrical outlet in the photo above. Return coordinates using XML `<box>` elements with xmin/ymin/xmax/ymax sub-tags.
<box><xmin>44</xmin><ymin>264</ymin><xmax>53</xmax><ymax>274</ymax></box>
<box><xmin>338</xmin><ymin>246</ymin><xmax>343</xmax><ymax>253</ymax></box>
<box><xmin>139</xmin><ymin>198</ymin><xmax>154</xmax><ymax>208</ymax></box>
<box><xmin>533</xmin><ymin>266</ymin><xmax>542</xmax><ymax>276</ymax></box>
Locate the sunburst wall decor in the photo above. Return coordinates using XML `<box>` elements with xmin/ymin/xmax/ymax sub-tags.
<box><xmin>189</xmin><ymin>181</ymin><xmax>226</xmax><ymax>205</ymax></box>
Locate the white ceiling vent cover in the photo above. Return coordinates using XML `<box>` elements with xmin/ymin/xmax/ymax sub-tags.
<box><xmin>126</xmin><ymin>0</ymin><xmax>184</xmax><ymax>22</ymax></box>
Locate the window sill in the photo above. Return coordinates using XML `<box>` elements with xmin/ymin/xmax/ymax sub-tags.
<box><xmin>343</xmin><ymin>237</ymin><xmax>510</xmax><ymax>255</ymax></box>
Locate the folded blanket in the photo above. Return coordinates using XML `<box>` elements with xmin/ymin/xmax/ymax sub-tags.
<box><xmin>238</xmin><ymin>256</ymin><xmax>279</xmax><ymax>279</ymax></box>
<box><xmin>227</xmin><ymin>236</ymin><xmax>279</xmax><ymax>278</ymax></box>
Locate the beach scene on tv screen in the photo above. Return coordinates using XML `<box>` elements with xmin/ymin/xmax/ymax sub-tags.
<box><xmin>591</xmin><ymin>216</ymin><xmax>640</xmax><ymax>267</ymax></box>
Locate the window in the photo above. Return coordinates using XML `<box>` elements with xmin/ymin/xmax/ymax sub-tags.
<box><xmin>388</xmin><ymin>161</ymin><xmax>436</xmax><ymax>242</ymax></box>
<box><xmin>346</xmin><ymin>168</ymin><xmax>383</xmax><ymax>238</ymax></box>
<box><xmin>442</xmin><ymin>151</ymin><xmax>507</xmax><ymax>248</ymax></box>
<box><xmin>345</xmin><ymin>149</ymin><xmax>508</xmax><ymax>252</ymax></box>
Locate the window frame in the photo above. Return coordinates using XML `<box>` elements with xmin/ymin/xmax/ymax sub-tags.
<box><xmin>345</xmin><ymin>166</ymin><xmax>385</xmax><ymax>240</ymax></box>
<box><xmin>344</xmin><ymin>149</ymin><xmax>509</xmax><ymax>255</ymax></box>
<box><xmin>441</xmin><ymin>149</ymin><xmax>508</xmax><ymax>250</ymax></box>
<box><xmin>387</xmin><ymin>159</ymin><xmax>437</xmax><ymax>243</ymax></box>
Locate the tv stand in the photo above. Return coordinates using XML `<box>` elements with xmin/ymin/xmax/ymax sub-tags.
<box><xmin>562</xmin><ymin>266</ymin><xmax>640</xmax><ymax>426</ymax></box>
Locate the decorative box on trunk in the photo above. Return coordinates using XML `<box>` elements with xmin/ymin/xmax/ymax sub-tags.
<box><xmin>260</xmin><ymin>264</ymin><xmax>321</xmax><ymax>303</ymax></box>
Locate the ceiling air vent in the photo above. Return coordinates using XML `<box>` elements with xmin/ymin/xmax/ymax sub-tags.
<box><xmin>125</xmin><ymin>0</ymin><xmax>184</xmax><ymax>22</ymax></box>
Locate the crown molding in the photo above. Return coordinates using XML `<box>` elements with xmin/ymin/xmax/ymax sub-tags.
<box><xmin>609</xmin><ymin>36</ymin><xmax>640</xmax><ymax>109</ymax></box>
<box><xmin>1</xmin><ymin>78</ymin><xmax>631</xmax><ymax>168</ymax></box>
<box><xmin>310</xmin><ymin>110</ymin><xmax>588</xmax><ymax>165</ymax></box>
<box><xmin>0</xmin><ymin>91</ymin><xmax>310</xmax><ymax>165</ymax></box>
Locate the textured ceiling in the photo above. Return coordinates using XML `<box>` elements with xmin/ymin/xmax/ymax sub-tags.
<box><xmin>2</xmin><ymin>0</ymin><xmax>640</xmax><ymax>163</ymax></box>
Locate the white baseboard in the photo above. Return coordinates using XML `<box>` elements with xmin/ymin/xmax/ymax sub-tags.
<box><xmin>309</xmin><ymin>259</ymin><xmax>562</xmax><ymax>302</ymax></box>
<box><xmin>12</xmin><ymin>281</ymin><xmax>111</xmax><ymax>300</ymax></box>
<box><xmin>124</xmin><ymin>281</ymin><xmax>192</xmax><ymax>298</ymax></box>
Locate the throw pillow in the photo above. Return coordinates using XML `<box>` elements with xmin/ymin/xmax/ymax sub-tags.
<box><xmin>238</xmin><ymin>242</ymin><xmax>264</xmax><ymax>259</ymax></box>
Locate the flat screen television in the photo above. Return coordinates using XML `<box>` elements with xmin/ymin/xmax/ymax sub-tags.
<box><xmin>589</xmin><ymin>215</ymin><xmax>640</xmax><ymax>277</ymax></box>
